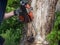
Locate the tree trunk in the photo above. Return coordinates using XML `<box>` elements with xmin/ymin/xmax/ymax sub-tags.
<box><xmin>20</xmin><ymin>0</ymin><xmax>58</xmax><ymax>45</ymax></box>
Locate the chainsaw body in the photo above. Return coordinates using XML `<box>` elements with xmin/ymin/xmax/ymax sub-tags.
<box><xmin>18</xmin><ymin>0</ymin><xmax>33</xmax><ymax>23</ymax></box>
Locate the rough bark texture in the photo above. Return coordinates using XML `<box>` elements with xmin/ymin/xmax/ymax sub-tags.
<box><xmin>20</xmin><ymin>0</ymin><xmax>58</xmax><ymax>45</ymax></box>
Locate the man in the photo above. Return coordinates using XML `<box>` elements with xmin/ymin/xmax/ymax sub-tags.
<box><xmin>0</xmin><ymin>0</ymin><xmax>16</xmax><ymax>24</ymax></box>
<box><xmin>0</xmin><ymin>0</ymin><xmax>20</xmax><ymax>45</ymax></box>
<box><xmin>0</xmin><ymin>0</ymin><xmax>33</xmax><ymax>24</ymax></box>
<box><xmin>0</xmin><ymin>0</ymin><xmax>33</xmax><ymax>45</ymax></box>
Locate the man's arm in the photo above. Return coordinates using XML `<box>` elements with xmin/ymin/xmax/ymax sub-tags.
<box><xmin>4</xmin><ymin>11</ymin><xmax>14</xmax><ymax>19</ymax></box>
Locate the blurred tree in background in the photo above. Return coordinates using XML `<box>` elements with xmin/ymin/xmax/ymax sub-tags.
<box><xmin>0</xmin><ymin>0</ymin><xmax>60</xmax><ymax>45</ymax></box>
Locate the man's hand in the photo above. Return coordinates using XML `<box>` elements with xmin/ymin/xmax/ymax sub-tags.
<box><xmin>14</xmin><ymin>8</ymin><xmax>22</xmax><ymax>16</ymax></box>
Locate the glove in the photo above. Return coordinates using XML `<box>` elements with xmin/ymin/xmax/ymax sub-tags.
<box><xmin>14</xmin><ymin>8</ymin><xmax>22</xmax><ymax>16</ymax></box>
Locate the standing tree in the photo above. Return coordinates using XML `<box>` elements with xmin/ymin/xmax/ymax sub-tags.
<box><xmin>20</xmin><ymin>0</ymin><xmax>58</xmax><ymax>45</ymax></box>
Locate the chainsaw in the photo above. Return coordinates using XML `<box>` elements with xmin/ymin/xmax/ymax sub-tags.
<box><xmin>18</xmin><ymin>0</ymin><xmax>33</xmax><ymax>23</ymax></box>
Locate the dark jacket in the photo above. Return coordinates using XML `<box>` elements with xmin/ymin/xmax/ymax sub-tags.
<box><xmin>0</xmin><ymin>36</ymin><xmax>5</xmax><ymax>45</ymax></box>
<box><xmin>0</xmin><ymin>0</ymin><xmax>7</xmax><ymax>45</ymax></box>
<box><xmin>0</xmin><ymin>0</ymin><xmax>7</xmax><ymax>25</ymax></box>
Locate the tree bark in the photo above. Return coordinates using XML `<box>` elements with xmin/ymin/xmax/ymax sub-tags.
<box><xmin>20</xmin><ymin>0</ymin><xmax>58</xmax><ymax>45</ymax></box>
